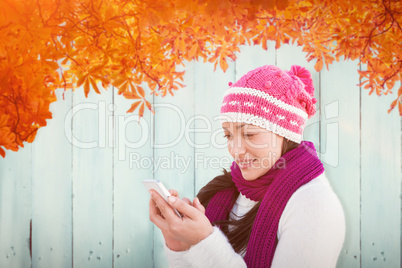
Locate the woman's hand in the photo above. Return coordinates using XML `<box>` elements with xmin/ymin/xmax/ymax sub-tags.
<box><xmin>149</xmin><ymin>189</ymin><xmax>213</xmax><ymax>251</ymax></box>
<box><xmin>149</xmin><ymin>189</ymin><xmax>191</xmax><ymax>251</ymax></box>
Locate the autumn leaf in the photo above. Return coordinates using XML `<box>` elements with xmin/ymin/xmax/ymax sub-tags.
<box><xmin>76</xmin><ymin>74</ymin><xmax>88</xmax><ymax>88</ymax></box>
<box><xmin>84</xmin><ymin>78</ymin><xmax>90</xmax><ymax>97</ymax></box>
<box><xmin>138</xmin><ymin>102</ymin><xmax>145</xmax><ymax>118</ymax></box>
<box><xmin>145</xmin><ymin>99</ymin><xmax>154</xmax><ymax>114</ymax></box>
<box><xmin>127</xmin><ymin>101</ymin><xmax>142</xmax><ymax>113</ymax></box>
<box><xmin>123</xmin><ymin>91</ymin><xmax>140</xmax><ymax>99</ymax></box>
<box><xmin>220</xmin><ymin>58</ymin><xmax>229</xmax><ymax>72</ymax></box>
<box><xmin>399</xmin><ymin>100</ymin><xmax>402</xmax><ymax>116</ymax></box>
<box><xmin>137</xmin><ymin>86</ymin><xmax>145</xmax><ymax>98</ymax></box>
<box><xmin>314</xmin><ymin>58</ymin><xmax>323</xmax><ymax>72</ymax></box>
<box><xmin>89</xmin><ymin>77</ymin><xmax>101</xmax><ymax>94</ymax></box>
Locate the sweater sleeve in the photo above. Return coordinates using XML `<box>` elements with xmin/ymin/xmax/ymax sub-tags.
<box><xmin>163</xmin><ymin>242</ymin><xmax>191</xmax><ymax>268</ymax></box>
<box><xmin>271</xmin><ymin>175</ymin><xmax>346</xmax><ymax>268</ymax></box>
<box><xmin>182</xmin><ymin>226</ymin><xmax>247</xmax><ymax>268</ymax></box>
<box><xmin>164</xmin><ymin>227</ymin><xmax>246</xmax><ymax>268</ymax></box>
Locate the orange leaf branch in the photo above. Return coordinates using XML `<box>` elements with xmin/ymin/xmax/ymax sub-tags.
<box><xmin>1</xmin><ymin>0</ymin><xmax>401</xmax><ymax>157</ymax></box>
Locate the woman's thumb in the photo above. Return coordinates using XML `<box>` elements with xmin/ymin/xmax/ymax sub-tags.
<box><xmin>193</xmin><ymin>197</ymin><xmax>205</xmax><ymax>214</ymax></box>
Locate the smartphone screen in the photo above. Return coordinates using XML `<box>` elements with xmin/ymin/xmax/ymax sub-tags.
<box><xmin>143</xmin><ymin>180</ymin><xmax>182</xmax><ymax>218</ymax></box>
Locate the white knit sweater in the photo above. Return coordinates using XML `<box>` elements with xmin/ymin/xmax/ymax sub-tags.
<box><xmin>164</xmin><ymin>172</ymin><xmax>346</xmax><ymax>268</ymax></box>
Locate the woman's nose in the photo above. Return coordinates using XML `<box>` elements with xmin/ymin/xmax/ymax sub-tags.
<box><xmin>230</xmin><ymin>136</ymin><xmax>246</xmax><ymax>155</ymax></box>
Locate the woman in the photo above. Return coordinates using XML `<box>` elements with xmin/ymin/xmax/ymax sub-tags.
<box><xmin>148</xmin><ymin>65</ymin><xmax>346</xmax><ymax>267</ymax></box>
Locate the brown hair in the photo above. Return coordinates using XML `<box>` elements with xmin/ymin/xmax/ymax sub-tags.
<box><xmin>197</xmin><ymin>138</ymin><xmax>299</xmax><ymax>254</ymax></box>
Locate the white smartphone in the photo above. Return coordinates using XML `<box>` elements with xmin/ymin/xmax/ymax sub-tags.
<box><xmin>143</xmin><ymin>179</ymin><xmax>182</xmax><ymax>218</ymax></box>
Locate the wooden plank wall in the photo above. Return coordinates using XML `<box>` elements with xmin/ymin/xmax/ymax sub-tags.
<box><xmin>0</xmin><ymin>43</ymin><xmax>400</xmax><ymax>268</ymax></box>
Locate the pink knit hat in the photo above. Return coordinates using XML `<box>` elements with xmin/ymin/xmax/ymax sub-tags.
<box><xmin>220</xmin><ymin>65</ymin><xmax>317</xmax><ymax>143</ymax></box>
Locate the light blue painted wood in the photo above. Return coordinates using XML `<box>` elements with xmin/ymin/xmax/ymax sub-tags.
<box><xmin>321</xmin><ymin>59</ymin><xmax>361</xmax><ymax>267</ymax></box>
<box><xmin>153</xmin><ymin>61</ymin><xmax>196</xmax><ymax>267</ymax></box>
<box><xmin>113</xmin><ymin>87</ymin><xmax>154</xmax><ymax>267</ymax></box>
<box><xmin>235</xmin><ymin>43</ymin><xmax>276</xmax><ymax>81</ymax></box>
<box><xmin>72</xmin><ymin>86</ymin><xmax>113</xmax><ymax>267</ymax></box>
<box><xmin>31</xmin><ymin>88</ymin><xmax>72</xmax><ymax>267</ymax></box>
<box><xmin>0</xmin><ymin>44</ymin><xmax>401</xmax><ymax>268</ymax></box>
<box><xmin>361</xmin><ymin>82</ymin><xmax>401</xmax><ymax>267</ymax></box>
<box><xmin>193</xmin><ymin>59</ymin><xmax>236</xmax><ymax>192</ymax></box>
<box><xmin>0</xmin><ymin>144</ymin><xmax>32</xmax><ymax>268</ymax></box>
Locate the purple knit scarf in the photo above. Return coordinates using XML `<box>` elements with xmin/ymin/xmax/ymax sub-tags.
<box><xmin>205</xmin><ymin>141</ymin><xmax>325</xmax><ymax>267</ymax></box>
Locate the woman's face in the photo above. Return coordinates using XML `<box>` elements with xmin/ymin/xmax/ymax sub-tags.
<box><xmin>222</xmin><ymin>122</ymin><xmax>284</xmax><ymax>181</ymax></box>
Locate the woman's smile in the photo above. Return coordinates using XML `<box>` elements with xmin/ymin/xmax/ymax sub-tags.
<box><xmin>236</xmin><ymin>159</ymin><xmax>256</xmax><ymax>169</ymax></box>
<box><xmin>222</xmin><ymin>122</ymin><xmax>284</xmax><ymax>181</ymax></box>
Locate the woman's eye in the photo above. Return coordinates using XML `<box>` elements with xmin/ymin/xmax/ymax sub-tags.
<box><xmin>223</xmin><ymin>134</ymin><xmax>231</xmax><ymax>139</ymax></box>
<box><xmin>244</xmin><ymin>134</ymin><xmax>254</xmax><ymax>138</ymax></box>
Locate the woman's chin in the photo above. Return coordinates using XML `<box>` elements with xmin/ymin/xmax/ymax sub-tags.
<box><xmin>240</xmin><ymin>170</ymin><xmax>259</xmax><ymax>181</ymax></box>
<box><xmin>240</xmin><ymin>167</ymin><xmax>271</xmax><ymax>181</ymax></box>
